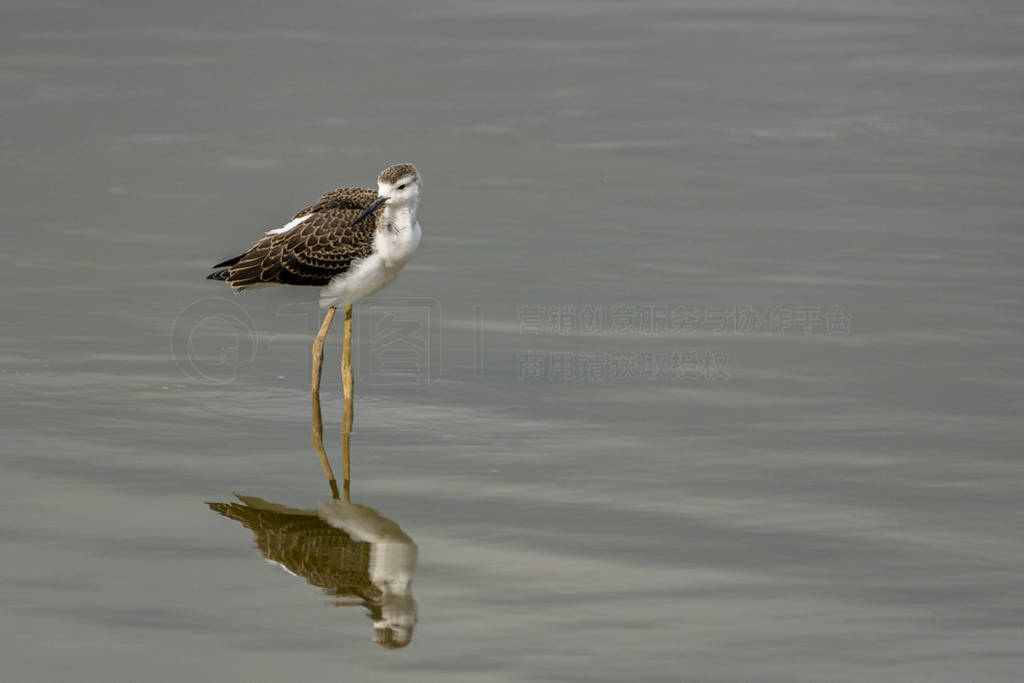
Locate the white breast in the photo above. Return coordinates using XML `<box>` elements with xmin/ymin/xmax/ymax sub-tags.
<box><xmin>377</xmin><ymin>220</ymin><xmax>422</xmax><ymax>268</ymax></box>
<box><xmin>319</xmin><ymin>222</ymin><xmax>421</xmax><ymax>308</ymax></box>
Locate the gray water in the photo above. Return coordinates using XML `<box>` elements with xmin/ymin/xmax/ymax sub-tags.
<box><xmin>2</xmin><ymin>1</ymin><xmax>1023</xmax><ymax>681</ymax></box>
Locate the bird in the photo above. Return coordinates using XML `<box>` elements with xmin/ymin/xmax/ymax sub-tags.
<box><xmin>207</xmin><ymin>163</ymin><xmax>423</xmax><ymax>397</ymax></box>
<box><xmin>208</xmin><ymin>494</ymin><xmax>419</xmax><ymax>648</ymax></box>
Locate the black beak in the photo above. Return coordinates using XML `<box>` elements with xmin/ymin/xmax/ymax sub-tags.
<box><xmin>352</xmin><ymin>196</ymin><xmax>388</xmax><ymax>225</ymax></box>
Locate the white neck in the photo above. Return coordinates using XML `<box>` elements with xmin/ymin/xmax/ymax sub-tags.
<box><xmin>381</xmin><ymin>201</ymin><xmax>418</xmax><ymax>232</ymax></box>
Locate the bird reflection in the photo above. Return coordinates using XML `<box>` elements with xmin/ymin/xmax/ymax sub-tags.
<box><xmin>208</xmin><ymin>390</ymin><xmax>417</xmax><ymax>649</ymax></box>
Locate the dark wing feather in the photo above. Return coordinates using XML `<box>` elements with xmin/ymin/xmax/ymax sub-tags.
<box><xmin>207</xmin><ymin>187</ymin><xmax>381</xmax><ymax>289</ymax></box>
<box><xmin>208</xmin><ymin>500</ymin><xmax>378</xmax><ymax>599</ymax></box>
<box><xmin>293</xmin><ymin>186</ymin><xmax>376</xmax><ymax>219</ymax></box>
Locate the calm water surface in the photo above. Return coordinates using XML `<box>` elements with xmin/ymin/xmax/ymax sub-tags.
<box><xmin>2</xmin><ymin>1</ymin><xmax>1023</xmax><ymax>681</ymax></box>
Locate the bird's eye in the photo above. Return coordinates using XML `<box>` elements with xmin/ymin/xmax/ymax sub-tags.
<box><xmin>397</xmin><ymin>183</ymin><xmax>407</xmax><ymax>190</ymax></box>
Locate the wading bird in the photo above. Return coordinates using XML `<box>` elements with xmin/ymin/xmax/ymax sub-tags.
<box><xmin>209</xmin><ymin>493</ymin><xmax>419</xmax><ymax>648</ymax></box>
<box><xmin>207</xmin><ymin>163</ymin><xmax>422</xmax><ymax>397</ymax></box>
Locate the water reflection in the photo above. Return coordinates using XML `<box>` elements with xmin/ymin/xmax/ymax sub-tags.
<box><xmin>208</xmin><ymin>391</ymin><xmax>417</xmax><ymax>649</ymax></box>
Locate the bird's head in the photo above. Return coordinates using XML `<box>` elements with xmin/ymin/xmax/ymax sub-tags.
<box><xmin>352</xmin><ymin>163</ymin><xmax>421</xmax><ymax>225</ymax></box>
<box><xmin>377</xmin><ymin>163</ymin><xmax>421</xmax><ymax>208</ymax></box>
<box><xmin>371</xmin><ymin>590</ymin><xmax>418</xmax><ymax>649</ymax></box>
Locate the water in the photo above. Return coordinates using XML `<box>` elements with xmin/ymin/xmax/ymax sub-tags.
<box><xmin>2</xmin><ymin>1</ymin><xmax>1023</xmax><ymax>681</ymax></box>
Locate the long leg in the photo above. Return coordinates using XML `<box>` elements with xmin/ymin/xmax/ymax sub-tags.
<box><xmin>340</xmin><ymin>303</ymin><xmax>354</xmax><ymax>500</ymax></box>
<box><xmin>312</xmin><ymin>306</ymin><xmax>336</xmax><ymax>393</ymax></box>
<box><xmin>341</xmin><ymin>388</ymin><xmax>352</xmax><ymax>501</ymax></box>
<box><xmin>311</xmin><ymin>390</ymin><xmax>340</xmax><ymax>499</ymax></box>
<box><xmin>341</xmin><ymin>304</ymin><xmax>354</xmax><ymax>402</ymax></box>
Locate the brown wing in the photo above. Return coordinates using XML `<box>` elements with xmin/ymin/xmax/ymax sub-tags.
<box><xmin>291</xmin><ymin>186</ymin><xmax>377</xmax><ymax>221</ymax></box>
<box><xmin>208</xmin><ymin>500</ymin><xmax>379</xmax><ymax>600</ymax></box>
<box><xmin>208</xmin><ymin>187</ymin><xmax>380</xmax><ymax>289</ymax></box>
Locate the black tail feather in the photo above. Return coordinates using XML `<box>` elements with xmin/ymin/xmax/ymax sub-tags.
<box><xmin>212</xmin><ymin>254</ymin><xmax>244</xmax><ymax>269</ymax></box>
<box><xmin>207</xmin><ymin>253</ymin><xmax>245</xmax><ymax>281</ymax></box>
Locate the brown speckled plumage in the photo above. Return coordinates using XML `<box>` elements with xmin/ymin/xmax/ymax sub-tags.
<box><xmin>207</xmin><ymin>186</ymin><xmax>380</xmax><ymax>290</ymax></box>
<box><xmin>377</xmin><ymin>163</ymin><xmax>417</xmax><ymax>185</ymax></box>
<box><xmin>207</xmin><ymin>163</ymin><xmax>419</xmax><ymax>291</ymax></box>
<box><xmin>208</xmin><ymin>498</ymin><xmax>381</xmax><ymax>602</ymax></box>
